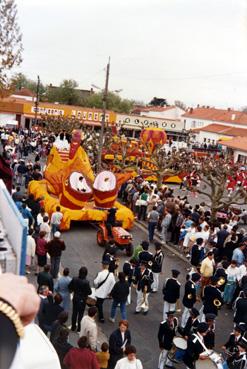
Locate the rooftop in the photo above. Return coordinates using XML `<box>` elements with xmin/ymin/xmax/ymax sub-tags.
<box><xmin>219</xmin><ymin>136</ymin><xmax>247</xmax><ymax>152</ymax></box>
<box><xmin>192</xmin><ymin>123</ymin><xmax>247</xmax><ymax>137</ymax></box>
<box><xmin>183</xmin><ymin>107</ymin><xmax>247</xmax><ymax>126</ymax></box>
<box><xmin>12</xmin><ymin>88</ymin><xmax>36</xmax><ymax>97</ymax></box>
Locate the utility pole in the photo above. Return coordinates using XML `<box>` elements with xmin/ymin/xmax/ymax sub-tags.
<box><xmin>97</xmin><ymin>58</ymin><xmax>110</xmax><ymax>172</ymax></box>
<box><xmin>34</xmin><ymin>75</ymin><xmax>40</xmax><ymax>128</ymax></box>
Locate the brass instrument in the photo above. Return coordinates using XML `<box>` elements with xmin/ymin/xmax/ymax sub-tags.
<box><xmin>187</xmin><ymin>293</ymin><xmax>193</xmax><ymax>299</ymax></box>
<box><xmin>176</xmin><ymin>299</ymin><xmax>181</xmax><ymax>313</ymax></box>
<box><xmin>213</xmin><ymin>298</ymin><xmax>222</xmax><ymax>308</ymax></box>
<box><xmin>217</xmin><ymin>277</ymin><xmax>225</xmax><ymax>287</ymax></box>
<box><xmin>141</xmin><ymin>285</ymin><xmax>148</xmax><ymax>309</ymax></box>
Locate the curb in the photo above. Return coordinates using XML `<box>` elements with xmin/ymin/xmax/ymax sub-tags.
<box><xmin>134</xmin><ymin>220</ymin><xmax>190</xmax><ymax>265</ymax></box>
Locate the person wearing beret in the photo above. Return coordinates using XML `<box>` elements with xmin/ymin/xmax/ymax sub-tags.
<box><xmin>162</xmin><ymin>269</ymin><xmax>181</xmax><ymax>320</ymax></box>
<box><xmin>158</xmin><ymin>311</ymin><xmax>178</xmax><ymax>369</ymax></box>
<box><xmin>181</xmin><ymin>273</ymin><xmax>200</xmax><ymax>328</ymax></box>
<box><xmin>183</xmin><ymin>322</ymin><xmax>209</xmax><ymax>369</ymax></box>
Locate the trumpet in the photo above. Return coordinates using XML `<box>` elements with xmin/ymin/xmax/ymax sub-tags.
<box><xmin>213</xmin><ymin>298</ymin><xmax>222</xmax><ymax>308</ymax></box>
<box><xmin>141</xmin><ymin>286</ymin><xmax>148</xmax><ymax>309</ymax></box>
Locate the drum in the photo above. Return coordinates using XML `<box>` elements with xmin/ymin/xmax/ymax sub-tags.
<box><xmin>195</xmin><ymin>359</ymin><xmax>217</xmax><ymax>369</ymax></box>
<box><xmin>168</xmin><ymin>337</ymin><xmax>187</xmax><ymax>362</ymax></box>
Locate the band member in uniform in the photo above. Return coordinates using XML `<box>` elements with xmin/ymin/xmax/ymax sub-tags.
<box><xmin>204</xmin><ymin>313</ymin><xmax>216</xmax><ymax>349</ymax></box>
<box><xmin>222</xmin><ymin>324</ymin><xmax>245</xmax><ymax>358</ymax></box>
<box><xmin>151</xmin><ymin>242</ymin><xmax>164</xmax><ymax>292</ymax></box>
<box><xmin>123</xmin><ymin>258</ymin><xmax>137</xmax><ymax>305</ymax></box>
<box><xmin>158</xmin><ymin>311</ymin><xmax>178</xmax><ymax>369</ymax></box>
<box><xmin>138</xmin><ymin>242</ymin><xmax>153</xmax><ymax>269</ymax></box>
<box><xmin>227</xmin><ymin>335</ymin><xmax>247</xmax><ymax>369</ymax></box>
<box><xmin>201</xmin><ymin>276</ymin><xmax>223</xmax><ymax>321</ymax></box>
<box><xmin>102</xmin><ymin>245</ymin><xmax>118</xmax><ymax>274</ymax></box>
<box><xmin>181</xmin><ymin>273</ymin><xmax>201</xmax><ymax>328</ymax></box>
<box><xmin>234</xmin><ymin>290</ymin><xmax>247</xmax><ymax>325</ymax></box>
<box><xmin>163</xmin><ymin>269</ymin><xmax>181</xmax><ymax>320</ymax></box>
<box><xmin>133</xmin><ymin>261</ymin><xmax>153</xmax><ymax>315</ymax></box>
<box><xmin>181</xmin><ymin>307</ymin><xmax>200</xmax><ymax>339</ymax></box>
<box><xmin>183</xmin><ymin>322</ymin><xmax>209</xmax><ymax>369</ymax></box>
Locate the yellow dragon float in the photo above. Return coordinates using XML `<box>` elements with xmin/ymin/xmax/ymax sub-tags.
<box><xmin>28</xmin><ymin>130</ymin><xmax>134</xmax><ymax>230</ymax></box>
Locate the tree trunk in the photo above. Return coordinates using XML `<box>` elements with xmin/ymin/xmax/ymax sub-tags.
<box><xmin>157</xmin><ymin>173</ymin><xmax>163</xmax><ymax>189</ymax></box>
<box><xmin>210</xmin><ymin>207</ymin><xmax>218</xmax><ymax>224</ymax></box>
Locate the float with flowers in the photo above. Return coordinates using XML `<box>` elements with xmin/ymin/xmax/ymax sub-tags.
<box><xmin>28</xmin><ymin>130</ymin><xmax>134</xmax><ymax>230</ymax></box>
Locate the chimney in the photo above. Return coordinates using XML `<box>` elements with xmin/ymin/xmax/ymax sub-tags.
<box><xmin>189</xmin><ymin>108</ymin><xmax>193</xmax><ymax>114</ymax></box>
<box><xmin>207</xmin><ymin>106</ymin><xmax>210</xmax><ymax>109</ymax></box>
<box><xmin>227</xmin><ymin>107</ymin><xmax>231</xmax><ymax>111</ymax></box>
<box><xmin>197</xmin><ymin>104</ymin><xmax>200</xmax><ymax>108</ymax></box>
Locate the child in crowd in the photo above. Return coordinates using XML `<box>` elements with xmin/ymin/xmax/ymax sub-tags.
<box><xmin>96</xmin><ymin>342</ymin><xmax>110</xmax><ymax>369</ymax></box>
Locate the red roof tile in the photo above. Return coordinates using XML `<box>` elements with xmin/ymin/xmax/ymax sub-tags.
<box><xmin>192</xmin><ymin>124</ymin><xmax>247</xmax><ymax>137</ymax></box>
<box><xmin>12</xmin><ymin>88</ymin><xmax>35</xmax><ymax>97</ymax></box>
<box><xmin>183</xmin><ymin>107</ymin><xmax>247</xmax><ymax>126</ymax></box>
<box><xmin>219</xmin><ymin>136</ymin><xmax>247</xmax><ymax>152</ymax></box>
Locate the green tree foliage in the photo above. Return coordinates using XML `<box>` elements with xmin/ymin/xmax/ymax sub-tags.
<box><xmin>85</xmin><ymin>91</ymin><xmax>134</xmax><ymax>113</ymax></box>
<box><xmin>44</xmin><ymin>79</ymin><xmax>81</xmax><ymax>105</ymax></box>
<box><xmin>10</xmin><ymin>72</ymin><xmax>46</xmax><ymax>96</ymax></box>
<box><xmin>0</xmin><ymin>0</ymin><xmax>23</xmax><ymax>93</ymax></box>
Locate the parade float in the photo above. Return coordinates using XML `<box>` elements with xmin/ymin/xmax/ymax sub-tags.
<box><xmin>28</xmin><ymin>130</ymin><xmax>134</xmax><ymax>230</ymax></box>
<box><xmin>102</xmin><ymin>128</ymin><xmax>188</xmax><ymax>184</ymax></box>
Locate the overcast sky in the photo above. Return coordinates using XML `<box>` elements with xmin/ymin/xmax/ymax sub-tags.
<box><xmin>14</xmin><ymin>0</ymin><xmax>247</xmax><ymax>109</ymax></box>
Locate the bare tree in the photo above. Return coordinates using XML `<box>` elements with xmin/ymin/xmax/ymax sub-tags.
<box><xmin>141</xmin><ymin>144</ymin><xmax>190</xmax><ymax>188</ymax></box>
<box><xmin>174</xmin><ymin>100</ymin><xmax>187</xmax><ymax>110</ymax></box>
<box><xmin>0</xmin><ymin>0</ymin><xmax>23</xmax><ymax>93</ymax></box>
<box><xmin>188</xmin><ymin>157</ymin><xmax>247</xmax><ymax>222</ymax></box>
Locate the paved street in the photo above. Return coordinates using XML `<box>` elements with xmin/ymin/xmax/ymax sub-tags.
<box><xmin>60</xmin><ymin>221</ymin><xmax>234</xmax><ymax>369</ymax></box>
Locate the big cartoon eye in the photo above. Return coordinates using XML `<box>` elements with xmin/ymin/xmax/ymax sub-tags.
<box><xmin>69</xmin><ymin>172</ymin><xmax>92</xmax><ymax>193</ymax></box>
<box><xmin>93</xmin><ymin>171</ymin><xmax>117</xmax><ymax>192</ymax></box>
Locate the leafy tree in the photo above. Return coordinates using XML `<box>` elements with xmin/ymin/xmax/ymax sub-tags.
<box><xmin>149</xmin><ymin>97</ymin><xmax>168</xmax><ymax>107</ymax></box>
<box><xmin>85</xmin><ymin>91</ymin><xmax>134</xmax><ymax>113</ymax></box>
<box><xmin>0</xmin><ymin>0</ymin><xmax>23</xmax><ymax>93</ymax></box>
<box><xmin>44</xmin><ymin>79</ymin><xmax>81</xmax><ymax>105</ymax></box>
<box><xmin>10</xmin><ymin>72</ymin><xmax>46</xmax><ymax>96</ymax></box>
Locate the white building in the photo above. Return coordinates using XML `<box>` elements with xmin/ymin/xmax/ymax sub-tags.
<box><xmin>193</xmin><ymin>124</ymin><xmax>247</xmax><ymax>145</ymax></box>
<box><xmin>182</xmin><ymin>107</ymin><xmax>247</xmax><ymax>144</ymax></box>
<box><xmin>138</xmin><ymin>105</ymin><xmax>185</xmax><ymax>120</ymax></box>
